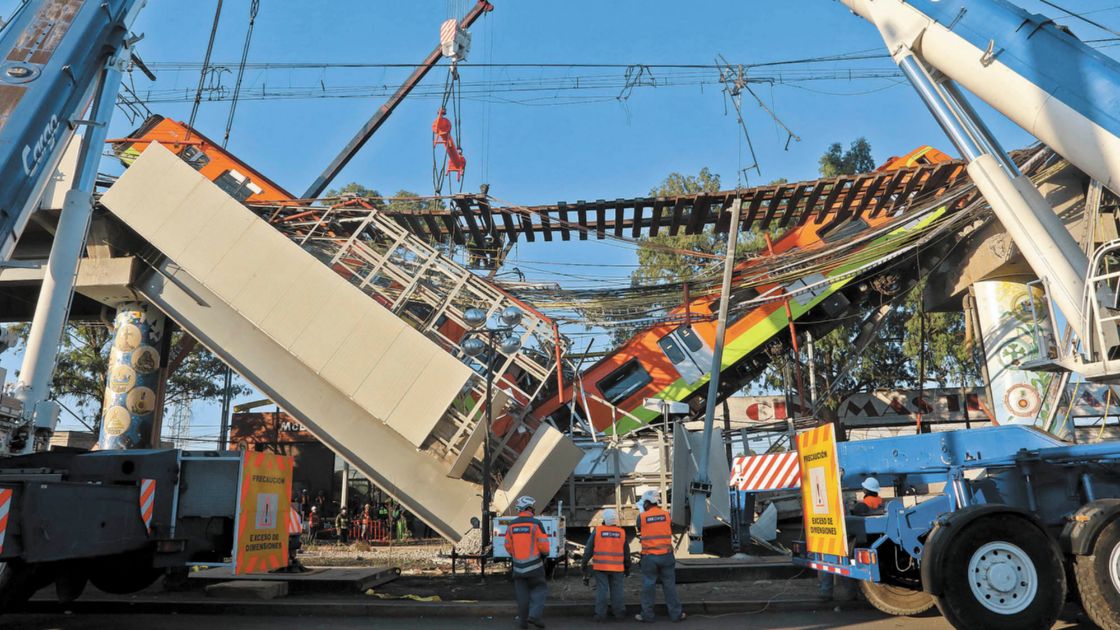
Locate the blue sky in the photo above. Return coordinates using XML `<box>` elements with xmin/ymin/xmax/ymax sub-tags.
<box><xmin>4</xmin><ymin>0</ymin><xmax>1120</xmax><ymax>440</ymax></box>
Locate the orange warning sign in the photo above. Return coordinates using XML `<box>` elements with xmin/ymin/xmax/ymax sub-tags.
<box><xmin>795</xmin><ymin>423</ymin><xmax>848</xmax><ymax>557</ymax></box>
<box><xmin>233</xmin><ymin>451</ymin><xmax>293</xmax><ymax>574</ymax></box>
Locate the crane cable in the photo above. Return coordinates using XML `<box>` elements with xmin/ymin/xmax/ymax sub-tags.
<box><xmin>223</xmin><ymin>0</ymin><xmax>260</xmax><ymax>148</ymax></box>
<box><xmin>186</xmin><ymin>0</ymin><xmax>224</xmax><ymax>142</ymax></box>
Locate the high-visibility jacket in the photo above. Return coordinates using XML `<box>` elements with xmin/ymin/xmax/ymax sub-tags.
<box><xmin>863</xmin><ymin>495</ymin><xmax>883</xmax><ymax>511</ymax></box>
<box><xmin>638</xmin><ymin>506</ymin><xmax>673</xmax><ymax>555</ymax></box>
<box><xmin>504</xmin><ymin>510</ymin><xmax>550</xmax><ymax>576</ymax></box>
<box><xmin>288</xmin><ymin>506</ymin><xmax>303</xmax><ymax>535</ymax></box>
<box><xmin>590</xmin><ymin>525</ymin><xmax>627</xmax><ymax>572</ymax></box>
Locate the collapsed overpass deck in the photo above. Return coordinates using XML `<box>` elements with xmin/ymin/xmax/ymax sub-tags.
<box><xmin>99</xmin><ymin>144</ymin><xmax>583</xmax><ymax>541</ymax></box>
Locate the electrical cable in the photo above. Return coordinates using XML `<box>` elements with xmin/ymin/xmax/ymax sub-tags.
<box><xmin>1040</xmin><ymin>0</ymin><xmax>1120</xmax><ymax>39</ymax></box>
<box><xmin>222</xmin><ymin>0</ymin><xmax>260</xmax><ymax>148</ymax></box>
<box><xmin>186</xmin><ymin>0</ymin><xmax>224</xmax><ymax>142</ymax></box>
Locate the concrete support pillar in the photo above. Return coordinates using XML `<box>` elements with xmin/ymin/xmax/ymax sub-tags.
<box><xmin>99</xmin><ymin>301</ymin><xmax>169</xmax><ymax>449</ymax></box>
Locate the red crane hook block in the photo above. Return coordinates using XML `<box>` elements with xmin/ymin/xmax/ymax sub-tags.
<box><xmin>432</xmin><ymin>108</ymin><xmax>466</xmax><ymax>180</ymax></box>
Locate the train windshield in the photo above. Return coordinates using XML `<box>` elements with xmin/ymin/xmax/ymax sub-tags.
<box><xmin>598</xmin><ymin>359</ymin><xmax>652</xmax><ymax>405</ymax></box>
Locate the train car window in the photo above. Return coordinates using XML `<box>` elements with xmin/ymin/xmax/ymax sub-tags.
<box><xmin>214</xmin><ymin>169</ymin><xmax>264</xmax><ymax>202</ymax></box>
<box><xmin>679</xmin><ymin>326</ymin><xmax>705</xmax><ymax>353</ymax></box>
<box><xmin>597</xmin><ymin>358</ymin><xmax>652</xmax><ymax>405</ymax></box>
<box><xmin>180</xmin><ymin>145</ymin><xmax>210</xmax><ymax>170</ymax></box>
<box><xmin>657</xmin><ymin>335</ymin><xmax>687</xmax><ymax>365</ymax></box>
<box><xmin>819</xmin><ymin>217</ymin><xmax>870</xmax><ymax>244</ymax></box>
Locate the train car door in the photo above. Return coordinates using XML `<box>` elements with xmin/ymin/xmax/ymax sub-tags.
<box><xmin>657</xmin><ymin>325</ymin><xmax>714</xmax><ymax>385</ymax></box>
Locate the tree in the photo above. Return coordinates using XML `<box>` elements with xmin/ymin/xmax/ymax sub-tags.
<box><xmin>12</xmin><ymin>323</ymin><xmax>249</xmax><ymax>434</ymax></box>
<box><xmin>325</xmin><ymin>182</ymin><xmax>381</xmax><ymax>200</ymax></box>
<box><xmin>818</xmin><ymin>137</ymin><xmax>875</xmax><ymax>178</ymax></box>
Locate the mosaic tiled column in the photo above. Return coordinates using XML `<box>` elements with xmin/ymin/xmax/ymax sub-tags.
<box><xmin>99</xmin><ymin>302</ymin><xmax>167</xmax><ymax>449</ymax></box>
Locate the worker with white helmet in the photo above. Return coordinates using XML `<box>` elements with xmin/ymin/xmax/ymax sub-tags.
<box><xmin>852</xmin><ymin>477</ymin><xmax>884</xmax><ymax>516</ymax></box>
<box><xmin>503</xmin><ymin>495</ymin><xmax>550</xmax><ymax>629</ymax></box>
<box><xmin>580</xmin><ymin>508</ymin><xmax>631</xmax><ymax>622</ymax></box>
<box><xmin>634</xmin><ymin>490</ymin><xmax>685</xmax><ymax>623</ymax></box>
<box><xmin>822</xmin><ymin>477</ymin><xmax>884</xmax><ymax>601</ymax></box>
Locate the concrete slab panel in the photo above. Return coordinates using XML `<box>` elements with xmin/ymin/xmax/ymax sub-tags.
<box><xmin>388</xmin><ymin>355</ymin><xmax>473</xmax><ymax>448</ymax></box>
<box><xmin>289</xmin><ymin>291</ymin><xmax>375</xmax><ymax>375</ymax></box>
<box><xmin>204</xmin><ymin>580</ymin><xmax>288</xmax><ymax>600</ymax></box>
<box><xmin>203</xmin><ymin>220</ymin><xmax>277</xmax><ymax>303</ymax></box>
<box><xmin>351</xmin><ymin>330</ymin><xmax>438</xmax><ymax>421</ymax></box>
<box><xmin>229</xmin><ymin>236</ymin><xmax>306</xmax><ymax>325</ymax></box>
<box><xmin>258</xmin><ymin>256</ymin><xmax>348</xmax><ymax>350</ymax></box>
<box><xmin>318</xmin><ymin>308</ymin><xmax>405</xmax><ymax>398</ymax></box>
<box><xmin>135</xmin><ymin>266</ymin><xmax>480</xmax><ymax>541</ymax></box>
<box><xmin>493</xmin><ymin>425</ymin><xmax>584</xmax><ymax>515</ymax></box>
<box><xmin>100</xmin><ymin>143</ymin><xmax>207</xmax><ymax>238</ymax></box>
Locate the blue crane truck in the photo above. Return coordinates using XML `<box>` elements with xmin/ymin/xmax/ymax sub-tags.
<box><xmin>794</xmin><ymin>1</ymin><xmax>1120</xmax><ymax>628</ymax></box>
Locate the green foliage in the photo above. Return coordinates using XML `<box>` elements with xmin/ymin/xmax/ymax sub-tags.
<box><xmin>11</xmin><ymin>323</ymin><xmax>249</xmax><ymax>433</ymax></box>
<box><xmin>164</xmin><ymin>331</ymin><xmax>252</xmax><ymax>408</ymax></box>
<box><xmin>325</xmin><ymin>182</ymin><xmax>381</xmax><ymax>199</ymax></box>
<box><xmin>818</xmin><ymin>137</ymin><xmax>875</xmax><ymax>178</ymax></box>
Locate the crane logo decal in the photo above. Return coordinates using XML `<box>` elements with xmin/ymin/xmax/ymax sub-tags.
<box><xmin>21</xmin><ymin>113</ymin><xmax>60</xmax><ymax>176</ymax></box>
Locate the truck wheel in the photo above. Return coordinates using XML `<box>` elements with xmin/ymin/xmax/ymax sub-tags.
<box><xmin>1073</xmin><ymin>517</ymin><xmax>1120</xmax><ymax>629</ymax></box>
<box><xmin>0</xmin><ymin>561</ymin><xmax>41</xmax><ymax>611</ymax></box>
<box><xmin>860</xmin><ymin>580</ymin><xmax>935</xmax><ymax>616</ymax></box>
<box><xmin>54</xmin><ymin>569</ymin><xmax>88</xmax><ymax>604</ymax></box>
<box><xmin>88</xmin><ymin>551</ymin><xmax>161</xmax><ymax>595</ymax></box>
<box><xmin>933</xmin><ymin>514</ymin><xmax>1064</xmax><ymax>630</ymax></box>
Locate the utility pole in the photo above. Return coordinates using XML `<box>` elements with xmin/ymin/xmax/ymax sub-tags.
<box><xmin>688</xmin><ymin>199</ymin><xmax>741</xmax><ymax>553</ymax></box>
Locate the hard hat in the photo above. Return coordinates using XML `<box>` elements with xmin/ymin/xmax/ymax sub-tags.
<box><xmin>640</xmin><ymin>490</ymin><xmax>661</xmax><ymax>505</ymax></box>
<box><xmin>515</xmin><ymin>496</ymin><xmax>536</xmax><ymax>511</ymax></box>
<box><xmin>311</xmin><ymin>506</ymin><xmax>318</xmax><ymax>512</ymax></box>
<box><xmin>862</xmin><ymin>477</ymin><xmax>881</xmax><ymax>494</ymax></box>
<box><xmin>602</xmin><ymin>509</ymin><xmax>619</xmax><ymax>526</ymax></box>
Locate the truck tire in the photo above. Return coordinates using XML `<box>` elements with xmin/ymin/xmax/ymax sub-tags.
<box><xmin>1073</xmin><ymin>517</ymin><xmax>1120</xmax><ymax>629</ymax></box>
<box><xmin>88</xmin><ymin>551</ymin><xmax>161</xmax><ymax>595</ymax></box>
<box><xmin>860</xmin><ymin>580</ymin><xmax>935</xmax><ymax>616</ymax></box>
<box><xmin>0</xmin><ymin>561</ymin><xmax>42</xmax><ymax>611</ymax></box>
<box><xmin>933</xmin><ymin>514</ymin><xmax>1065</xmax><ymax>630</ymax></box>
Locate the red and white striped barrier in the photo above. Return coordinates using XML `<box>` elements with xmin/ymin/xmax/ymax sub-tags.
<box><xmin>729</xmin><ymin>452</ymin><xmax>800</xmax><ymax>491</ymax></box>
<box><xmin>139</xmin><ymin>478</ymin><xmax>155</xmax><ymax>535</ymax></box>
<box><xmin>0</xmin><ymin>488</ymin><xmax>11</xmax><ymax>554</ymax></box>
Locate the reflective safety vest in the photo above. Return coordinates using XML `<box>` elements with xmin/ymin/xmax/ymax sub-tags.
<box><xmin>638</xmin><ymin>506</ymin><xmax>673</xmax><ymax>555</ymax></box>
<box><xmin>288</xmin><ymin>506</ymin><xmax>303</xmax><ymax>535</ymax></box>
<box><xmin>591</xmin><ymin>525</ymin><xmax>626</xmax><ymax>572</ymax></box>
<box><xmin>863</xmin><ymin>495</ymin><xmax>883</xmax><ymax>511</ymax></box>
<box><xmin>504</xmin><ymin>510</ymin><xmax>550</xmax><ymax>576</ymax></box>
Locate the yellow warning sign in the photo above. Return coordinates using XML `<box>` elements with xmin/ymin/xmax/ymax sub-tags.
<box><xmin>234</xmin><ymin>451</ymin><xmax>293</xmax><ymax>574</ymax></box>
<box><xmin>795</xmin><ymin>423</ymin><xmax>848</xmax><ymax>557</ymax></box>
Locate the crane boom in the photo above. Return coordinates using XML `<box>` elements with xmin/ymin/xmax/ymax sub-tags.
<box><xmin>300</xmin><ymin>1</ymin><xmax>493</xmax><ymax>200</ymax></box>
<box><xmin>840</xmin><ymin>0</ymin><xmax>1120</xmax><ymax>378</ymax></box>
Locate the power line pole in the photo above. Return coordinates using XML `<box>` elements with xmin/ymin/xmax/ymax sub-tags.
<box><xmin>688</xmin><ymin>198</ymin><xmax>741</xmax><ymax>553</ymax></box>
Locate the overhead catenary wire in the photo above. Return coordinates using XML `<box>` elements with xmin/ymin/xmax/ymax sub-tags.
<box><xmin>222</xmin><ymin>0</ymin><xmax>260</xmax><ymax>148</ymax></box>
<box><xmin>186</xmin><ymin>0</ymin><xmax>224</xmax><ymax>142</ymax></box>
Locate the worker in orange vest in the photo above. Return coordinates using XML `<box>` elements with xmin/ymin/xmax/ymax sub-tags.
<box><xmin>581</xmin><ymin>508</ymin><xmax>631</xmax><ymax>622</ymax></box>
<box><xmin>635</xmin><ymin>490</ymin><xmax>685</xmax><ymax>623</ymax></box>
<box><xmin>822</xmin><ymin>477</ymin><xmax>884</xmax><ymax>600</ymax></box>
<box><xmin>503</xmin><ymin>495</ymin><xmax>550</xmax><ymax>629</ymax></box>
<box><xmin>851</xmin><ymin>477</ymin><xmax>884</xmax><ymax>516</ymax></box>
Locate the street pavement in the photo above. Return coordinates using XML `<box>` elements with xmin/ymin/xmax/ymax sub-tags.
<box><xmin>0</xmin><ymin>610</ymin><xmax>1094</xmax><ymax>629</ymax></box>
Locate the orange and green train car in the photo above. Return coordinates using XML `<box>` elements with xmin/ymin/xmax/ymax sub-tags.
<box><xmin>530</xmin><ymin>147</ymin><xmax>956</xmax><ymax>435</ymax></box>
